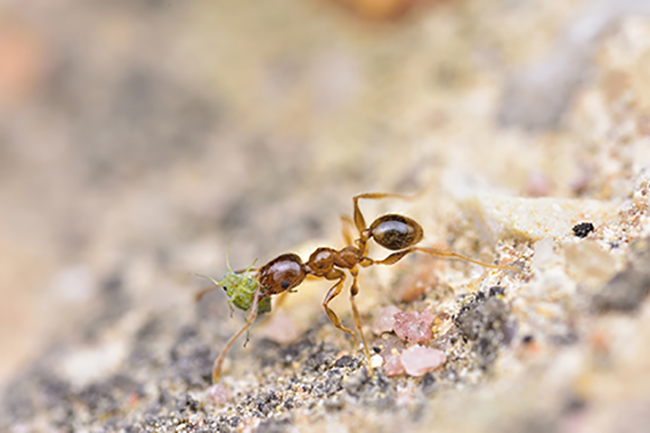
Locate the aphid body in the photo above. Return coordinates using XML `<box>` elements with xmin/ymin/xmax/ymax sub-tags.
<box><xmin>199</xmin><ymin>261</ymin><xmax>271</xmax><ymax>314</ymax></box>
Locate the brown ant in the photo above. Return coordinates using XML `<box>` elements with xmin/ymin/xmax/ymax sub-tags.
<box><xmin>204</xmin><ymin>193</ymin><xmax>517</xmax><ymax>383</ymax></box>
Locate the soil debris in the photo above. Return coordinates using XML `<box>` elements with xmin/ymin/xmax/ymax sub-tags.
<box><xmin>572</xmin><ymin>222</ymin><xmax>595</xmax><ymax>238</ymax></box>
<box><xmin>455</xmin><ymin>291</ymin><xmax>515</xmax><ymax>368</ymax></box>
<box><xmin>593</xmin><ymin>238</ymin><xmax>650</xmax><ymax>313</ymax></box>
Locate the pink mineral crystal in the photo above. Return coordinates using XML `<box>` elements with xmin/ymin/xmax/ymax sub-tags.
<box><xmin>371</xmin><ymin>305</ymin><xmax>402</xmax><ymax>335</ymax></box>
<box><xmin>400</xmin><ymin>345</ymin><xmax>446</xmax><ymax>377</ymax></box>
<box><xmin>383</xmin><ymin>353</ymin><xmax>406</xmax><ymax>377</ymax></box>
<box><xmin>208</xmin><ymin>384</ymin><xmax>229</xmax><ymax>405</ymax></box>
<box><xmin>394</xmin><ymin>310</ymin><xmax>435</xmax><ymax>342</ymax></box>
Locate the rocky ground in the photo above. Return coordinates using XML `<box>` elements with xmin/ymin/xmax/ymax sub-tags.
<box><xmin>1</xmin><ymin>1</ymin><xmax>650</xmax><ymax>432</ymax></box>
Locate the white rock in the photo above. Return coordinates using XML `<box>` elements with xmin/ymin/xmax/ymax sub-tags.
<box><xmin>461</xmin><ymin>195</ymin><xmax>617</xmax><ymax>244</ymax></box>
<box><xmin>563</xmin><ymin>240</ymin><xmax>619</xmax><ymax>289</ymax></box>
<box><xmin>59</xmin><ymin>339</ymin><xmax>126</xmax><ymax>387</ymax></box>
<box><xmin>370</xmin><ymin>354</ymin><xmax>384</xmax><ymax>369</ymax></box>
<box><xmin>531</xmin><ymin>238</ymin><xmax>561</xmax><ymax>270</ymax></box>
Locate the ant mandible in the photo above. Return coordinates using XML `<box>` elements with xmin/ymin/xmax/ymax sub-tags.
<box><xmin>205</xmin><ymin>192</ymin><xmax>517</xmax><ymax>383</ymax></box>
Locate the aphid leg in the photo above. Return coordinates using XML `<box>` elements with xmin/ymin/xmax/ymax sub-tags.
<box><xmin>212</xmin><ymin>284</ymin><xmax>262</xmax><ymax>384</ymax></box>
<box><xmin>366</xmin><ymin>246</ymin><xmax>518</xmax><ymax>271</ymax></box>
<box><xmin>349</xmin><ymin>266</ymin><xmax>372</xmax><ymax>374</ymax></box>
<box><xmin>322</xmin><ymin>270</ymin><xmax>359</xmax><ymax>348</ymax></box>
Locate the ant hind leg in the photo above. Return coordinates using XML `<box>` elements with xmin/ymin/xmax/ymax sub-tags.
<box><xmin>348</xmin><ymin>267</ymin><xmax>372</xmax><ymax>374</ymax></box>
<box><xmin>366</xmin><ymin>246</ymin><xmax>518</xmax><ymax>271</ymax></box>
<box><xmin>413</xmin><ymin>247</ymin><xmax>518</xmax><ymax>270</ymax></box>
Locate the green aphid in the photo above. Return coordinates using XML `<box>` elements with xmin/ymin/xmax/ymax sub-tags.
<box><xmin>200</xmin><ymin>259</ymin><xmax>271</xmax><ymax>315</ymax></box>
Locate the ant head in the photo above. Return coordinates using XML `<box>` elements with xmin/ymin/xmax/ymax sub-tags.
<box><xmin>258</xmin><ymin>253</ymin><xmax>306</xmax><ymax>295</ymax></box>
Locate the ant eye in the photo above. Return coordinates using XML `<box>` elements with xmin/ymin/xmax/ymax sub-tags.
<box><xmin>281</xmin><ymin>281</ymin><xmax>290</xmax><ymax>289</ymax></box>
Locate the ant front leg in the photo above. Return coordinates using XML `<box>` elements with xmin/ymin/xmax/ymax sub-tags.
<box><xmin>322</xmin><ymin>270</ymin><xmax>359</xmax><ymax>348</ymax></box>
<box><xmin>212</xmin><ymin>284</ymin><xmax>262</xmax><ymax>383</ymax></box>
<box><xmin>255</xmin><ymin>290</ymin><xmax>291</xmax><ymax>328</ymax></box>
<box><xmin>194</xmin><ymin>285</ymin><xmax>221</xmax><ymax>303</ymax></box>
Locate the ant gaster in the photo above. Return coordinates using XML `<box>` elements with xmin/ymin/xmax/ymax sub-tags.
<box><xmin>207</xmin><ymin>193</ymin><xmax>517</xmax><ymax>383</ymax></box>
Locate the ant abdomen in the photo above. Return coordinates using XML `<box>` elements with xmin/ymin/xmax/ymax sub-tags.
<box><xmin>369</xmin><ymin>214</ymin><xmax>424</xmax><ymax>251</ymax></box>
<box><xmin>258</xmin><ymin>253</ymin><xmax>306</xmax><ymax>295</ymax></box>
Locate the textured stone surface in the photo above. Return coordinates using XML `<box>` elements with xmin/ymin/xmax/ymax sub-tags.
<box><xmin>2</xmin><ymin>2</ymin><xmax>650</xmax><ymax>433</ymax></box>
<box><xmin>462</xmin><ymin>195</ymin><xmax>618</xmax><ymax>244</ymax></box>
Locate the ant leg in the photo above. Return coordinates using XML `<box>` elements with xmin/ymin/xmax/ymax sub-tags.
<box><xmin>413</xmin><ymin>247</ymin><xmax>518</xmax><ymax>270</ymax></box>
<box><xmin>212</xmin><ymin>284</ymin><xmax>262</xmax><ymax>383</ymax></box>
<box><xmin>195</xmin><ymin>273</ymin><xmax>226</xmax><ymax>302</ymax></box>
<box><xmin>322</xmin><ymin>270</ymin><xmax>359</xmax><ymax>348</ymax></box>
<box><xmin>340</xmin><ymin>214</ymin><xmax>355</xmax><ymax>246</ymax></box>
<box><xmin>365</xmin><ymin>246</ymin><xmax>518</xmax><ymax>271</ymax></box>
<box><xmin>234</xmin><ymin>267</ymin><xmax>259</xmax><ymax>274</ymax></box>
<box><xmin>349</xmin><ymin>266</ymin><xmax>372</xmax><ymax>374</ymax></box>
<box><xmin>256</xmin><ymin>291</ymin><xmax>291</xmax><ymax>328</ymax></box>
<box><xmin>272</xmin><ymin>291</ymin><xmax>290</xmax><ymax>311</ymax></box>
<box><xmin>194</xmin><ymin>285</ymin><xmax>221</xmax><ymax>303</ymax></box>
<box><xmin>352</xmin><ymin>192</ymin><xmax>419</xmax><ymax>236</ymax></box>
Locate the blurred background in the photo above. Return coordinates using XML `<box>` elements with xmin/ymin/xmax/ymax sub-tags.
<box><xmin>1</xmin><ymin>0</ymin><xmax>649</xmax><ymax>394</ymax></box>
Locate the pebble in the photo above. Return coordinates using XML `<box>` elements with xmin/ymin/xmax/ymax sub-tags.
<box><xmin>371</xmin><ymin>305</ymin><xmax>402</xmax><ymax>335</ymax></box>
<box><xmin>383</xmin><ymin>353</ymin><xmax>405</xmax><ymax>377</ymax></box>
<box><xmin>400</xmin><ymin>345</ymin><xmax>446</xmax><ymax>377</ymax></box>
<box><xmin>393</xmin><ymin>310</ymin><xmax>434</xmax><ymax>343</ymax></box>
<box><xmin>572</xmin><ymin>222</ymin><xmax>595</xmax><ymax>238</ymax></box>
<box><xmin>563</xmin><ymin>240</ymin><xmax>618</xmax><ymax>289</ymax></box>
<box><xmin>531</xmin><ymin>238</ymin><xmax>560</xmax><ymax>270</ymax></box>
<box><xmin>593</xmin><ymin>267</ymin><xmax>650</xmax><ymax>312</ymax></box>
<box><xmin>207</xmin><ymin>384</ymin><xmax>229</xmax><ymax>406</ymax></box>
<box><xmin>370</xmin><ymin>354</ymin><xmax>384</xmax><ymax>369</ymax></box>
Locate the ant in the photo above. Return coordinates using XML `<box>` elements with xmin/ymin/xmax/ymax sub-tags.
<box><xmin>201</xmin><ymin>193</ymin><xmax>517</xmax><ymax>383</ymax></box>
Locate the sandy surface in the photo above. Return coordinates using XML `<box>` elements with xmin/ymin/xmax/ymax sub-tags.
<box><xmin>1</xmin><ymin>0</ymin><xmax>650</xmax><ymax>431</ymax></box>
